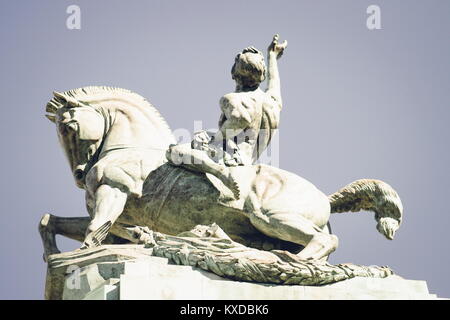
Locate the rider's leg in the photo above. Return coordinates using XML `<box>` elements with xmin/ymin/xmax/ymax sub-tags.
<box><xmin>246</xmin><ymin>194</ymin><xmax>338</xmax><ymax>261</ymax></box>
<box><xmin>166</xmin><ymin>143</ymin><xmax>240</xmax><ymax>198</ymax></box>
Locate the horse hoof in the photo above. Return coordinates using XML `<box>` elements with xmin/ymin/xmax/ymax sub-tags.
<box><xmin>42</xmin><ymin>248</ymin><xmax>61</xmax><ymax>263</ymax></box>
<box><xmin>39</xmin><ymin>213</ymin><xmax>51</xmax><ymax>231</ymax></box>
<box><xmin>39</xmin><ymin>213</ymin><xmax>61</xmax><ymax>262</ymax></box>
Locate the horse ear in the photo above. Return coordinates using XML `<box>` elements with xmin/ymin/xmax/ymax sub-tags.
<box><xmin>46</xmin><ymin>101</ymin><xmax>59</xmax><ymax>114</ymax></box>
<box><xmin>53</xmin><ymin>91</ymin><xmax>67</xmax><ymax>103</ymax></box>
<box><xmin>45</xmin><ymin>114</ymin><xmax>56</xmax><ymax>123</ymax></box>
<box><xmin>53</xmin><ymin>91</ymin><xmax>80</xmax><ymax>108</ymax></box>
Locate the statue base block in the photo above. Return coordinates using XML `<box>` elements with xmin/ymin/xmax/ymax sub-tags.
<box><xmin>45</xmin><ymin>245</ymin><xmax>439</xmax><ymax>300</ymax></box>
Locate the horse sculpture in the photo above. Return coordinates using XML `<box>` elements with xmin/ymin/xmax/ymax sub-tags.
<box><xmin>40</xmin><ymin>86</ymin><xmax>403</xmax><ymax>263</ymax></box>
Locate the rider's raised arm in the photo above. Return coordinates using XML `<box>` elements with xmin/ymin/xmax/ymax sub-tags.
<box><xmin>266</xmin><ymin>35</ymin><xmax>287</xmax><ymax>109</ymax></box>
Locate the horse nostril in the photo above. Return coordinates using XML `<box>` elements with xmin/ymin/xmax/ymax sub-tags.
<box><xmin>74</xmin><ymin>169</ymin><xmax>84</xmax><ymax>181</ymax></box>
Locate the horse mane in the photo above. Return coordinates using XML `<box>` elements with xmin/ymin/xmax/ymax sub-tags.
<box><xmin>46</xmin><ymin>86</ymin><xmax>174</xmax><ymax>140</ymax></box>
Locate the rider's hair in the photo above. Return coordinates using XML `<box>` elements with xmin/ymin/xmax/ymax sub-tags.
<box><xmin>231</xmin><ymin>47</ymin><xmax>266</xmax><ymax>89</ymax></box>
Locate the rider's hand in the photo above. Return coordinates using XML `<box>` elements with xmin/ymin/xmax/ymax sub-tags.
<box><xmin>268</xmin><ymin>34</ymin><xmax>288</xmax><ymax>59</ymax></box>
<box><xmin>194</xmin><ymin>131</ymin><xmax>211</xmax><ymax>144</ymax></box>
<box><xmin>192</xmin><ymin>130</ymin><xmax>213</xmax><ymax>151</ymax></box>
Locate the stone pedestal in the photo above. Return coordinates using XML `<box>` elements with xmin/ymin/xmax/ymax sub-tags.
<box><xmin>45</xmin><ymin>245</ymin><xmax>439</xmax><ymax>300</ymax></box>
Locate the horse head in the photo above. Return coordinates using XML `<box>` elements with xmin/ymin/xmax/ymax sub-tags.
<box><xmin>46</xmin><ymin>91</ymin><xmax>105</xmax><ymax>188</ymax></box>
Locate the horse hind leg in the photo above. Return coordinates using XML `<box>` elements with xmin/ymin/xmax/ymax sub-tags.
<box><xmin>319</xmin><ymin>222</ymin><xmax>333</xmax><ymax>261</ymax></box>
<box><xmin>297</xmin><ymin>226</ymin><xmax>339</xmax><ymax>261</ymax></box>
<box><xmin>247</xmin><ymin>206</ymin><xmax>338</xmax><ymax>261</ymax></box>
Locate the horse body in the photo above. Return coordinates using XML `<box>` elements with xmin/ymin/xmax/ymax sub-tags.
<box><xmin>113</xmin><ymin>161</ymin><xmax>329</xmax><ymax>252</ymax></box>
<box><xmin>124</xmin><ymin>164</ymin><xmax>267</xmax><ymax>246</ymax></box>
<box><xmin>40</xmin><ymin>86</ymin><xmax>403</xmax><ymax>261</ymax></box>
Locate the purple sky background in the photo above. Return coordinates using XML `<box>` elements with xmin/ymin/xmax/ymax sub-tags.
<box><xmin>0</xmin><ymin>0</ymin><xmax>449</xmax><ymax>299</ymax></box>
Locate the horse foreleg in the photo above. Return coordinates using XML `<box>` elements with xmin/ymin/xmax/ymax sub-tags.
<box><xmin>39</xmin><ymin>214</ymin><xmax>89</xmax><ymax>261</ymax></box>
<box><xmin>83</xmin><ymin>184</ymin><xmax>128</xmax><ymax>248</ymax></box>
<box><xmin>39</xmin><ymin>213</ymin><xmax>131</xmax><ymax>261</ymax></box>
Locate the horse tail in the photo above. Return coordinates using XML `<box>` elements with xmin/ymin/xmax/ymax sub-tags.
<box><xmin>328</xmin><ymin>179</ymin><xmax>403</xmax><ymax>240</ymax></box>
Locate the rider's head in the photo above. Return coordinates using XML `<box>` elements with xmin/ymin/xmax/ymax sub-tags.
<box><xmin>231</xmin><ymin>47</ymin><xmax>266</xmax><ymax>90</ymax></box>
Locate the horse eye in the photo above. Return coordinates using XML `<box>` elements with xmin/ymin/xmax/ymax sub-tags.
<box><xmin>66</xmin><ymin>122</ymin><xmax>78</xmax><ymax>132</ymax></box>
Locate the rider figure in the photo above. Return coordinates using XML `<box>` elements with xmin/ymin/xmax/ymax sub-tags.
<box><xmin>166</xmin><ymin>35</ymin><xmax>287</xmax><ymax>198</ymax></box>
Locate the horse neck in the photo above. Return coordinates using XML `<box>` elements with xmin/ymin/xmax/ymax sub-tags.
<box><xmin>100</xmin><ymin>104</ymin><xmax>175</xmax><ymax>155</ymax></box>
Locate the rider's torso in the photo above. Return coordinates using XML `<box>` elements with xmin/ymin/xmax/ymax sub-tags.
<box><xmin>219</xmin><ymin>89</ymin><xmax>278</xmax><ymax>165</ymax></box>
